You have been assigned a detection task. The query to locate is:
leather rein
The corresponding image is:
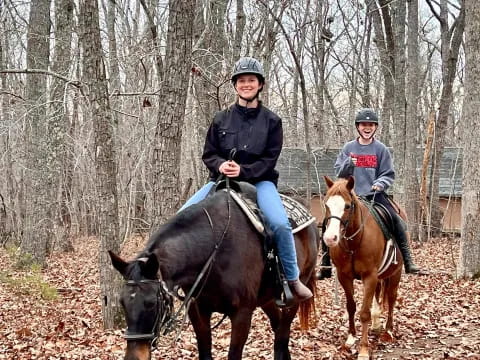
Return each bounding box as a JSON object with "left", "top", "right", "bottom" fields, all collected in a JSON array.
[{"left": 123, "top": 176, "right": 234, "bottom": 349}]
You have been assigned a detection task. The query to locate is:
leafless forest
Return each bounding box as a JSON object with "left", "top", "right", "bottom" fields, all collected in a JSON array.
[{"left": 1, "top": 0, "right": 479, "bottom": 350}]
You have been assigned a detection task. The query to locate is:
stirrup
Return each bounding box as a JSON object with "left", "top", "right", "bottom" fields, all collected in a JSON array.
[
  {"left": 275, "top": 278, "right": 295, "bottom": 308},
  {"left": 272, "top": 253, "right": 295, "bottom": 308}
]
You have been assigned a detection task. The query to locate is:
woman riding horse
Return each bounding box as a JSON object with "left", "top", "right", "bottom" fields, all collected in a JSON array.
[
  {"left": 179, "top": 56, "right": 312, "bottom": 300},
  {"left": 317, "top": 108, "right": 421, "bottom": 280}
]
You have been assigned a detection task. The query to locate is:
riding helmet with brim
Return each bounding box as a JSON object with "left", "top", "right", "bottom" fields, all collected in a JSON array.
[
  {"left": 355, "top": 108, "right": 379, "bottom": 124},
  {"left": 231, "top": 57, "right": 265, "bottom": 84}
]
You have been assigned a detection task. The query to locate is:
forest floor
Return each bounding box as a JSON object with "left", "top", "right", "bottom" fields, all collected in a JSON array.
[{"left": 1, "top": 235, "right": 479, "bottom": 360}]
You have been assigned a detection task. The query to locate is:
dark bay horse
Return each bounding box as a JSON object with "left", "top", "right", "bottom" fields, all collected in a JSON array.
[
  {"left": 322, "top": 176, "right": 403, "bottom": 360},
  {"left": 109, "top": 188, "right": 319, "bottom": 360}
]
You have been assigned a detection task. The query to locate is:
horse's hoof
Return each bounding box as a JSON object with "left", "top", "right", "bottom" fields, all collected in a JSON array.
[
  {"left": 357, "top": 353, "right": 369, "bottom": 360},
  {"left": 345, "top": 334, "right": 356, "bottom": 348}
]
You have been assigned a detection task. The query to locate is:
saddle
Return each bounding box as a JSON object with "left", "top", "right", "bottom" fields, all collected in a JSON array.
[
  {"left": 212, "top": 179, "right": 316, "bottom": 307},
  {"left": 360, "top": 198, "right": 395, "bottom": 240},
  {"left": 360, "top": 197, "right": 401, "bottom": 276}
]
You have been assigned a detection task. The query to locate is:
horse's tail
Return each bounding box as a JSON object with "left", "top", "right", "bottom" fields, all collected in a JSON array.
[{"left": 298, "top": 275, "right": 317, "bottom": 330}]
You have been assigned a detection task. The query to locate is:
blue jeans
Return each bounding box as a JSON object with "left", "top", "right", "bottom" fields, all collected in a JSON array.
[{"left": 179, "top": 180, "right": 300, "bottom": 280}]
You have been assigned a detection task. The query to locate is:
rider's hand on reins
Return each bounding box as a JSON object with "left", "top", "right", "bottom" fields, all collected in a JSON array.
[{"left": 219, "top": 161, "right": 240, "bottom": 177}]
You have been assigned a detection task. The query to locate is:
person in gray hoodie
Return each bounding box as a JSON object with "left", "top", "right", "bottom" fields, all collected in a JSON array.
[{"left": 317, "top": 108, "right": 421, "bottom": 279}]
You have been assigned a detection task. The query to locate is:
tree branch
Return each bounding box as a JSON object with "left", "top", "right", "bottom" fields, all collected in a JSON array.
[{"left": 0, "top": 68, "right": 82, "bottom": 88}]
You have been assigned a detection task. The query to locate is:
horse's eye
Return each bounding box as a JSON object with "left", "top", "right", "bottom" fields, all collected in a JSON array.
[
  {"left": 345, "top": 204, "right": 351, "bottom": 210},
  {"left": 144, "top": 298, "right": 156, "bottom": 309}
]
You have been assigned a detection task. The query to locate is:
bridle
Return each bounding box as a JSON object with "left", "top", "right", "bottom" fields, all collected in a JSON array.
[
  {"left": 322, "top": 192, "right": 365, "bottom": 242},
  {"left": 122, "top": 175, "right": 234, "bottom": 349},
  {"left": 123, "top": 279, "right": 173, "bottom": 348}
]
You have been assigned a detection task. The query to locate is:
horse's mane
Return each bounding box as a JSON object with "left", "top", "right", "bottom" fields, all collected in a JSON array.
[{"left": 139, "top": 192, "right": 229, "bottom": 258}]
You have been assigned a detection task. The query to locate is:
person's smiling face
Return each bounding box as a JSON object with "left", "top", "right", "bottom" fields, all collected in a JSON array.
[
  {"left": 235, "top": 74, "right": 262, "bottom": 100},
  {"left": 357, "top": 121, "right": 377, "bottom": 140}
]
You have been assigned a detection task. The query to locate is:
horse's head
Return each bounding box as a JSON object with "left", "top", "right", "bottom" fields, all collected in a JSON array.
[
  {"left": 322, "top": 175, "right": 356, "bottom": 247},
  {"left": 109, "top": 251, "right": 173, "bottom": 360}
]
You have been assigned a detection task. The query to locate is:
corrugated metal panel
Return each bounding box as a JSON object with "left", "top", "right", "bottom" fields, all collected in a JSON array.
[{"left": 277, "top": 147, "right": 462, "bottom": 197}]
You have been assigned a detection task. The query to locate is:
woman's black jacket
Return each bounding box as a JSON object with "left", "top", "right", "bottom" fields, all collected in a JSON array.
[{"left": 202, "top": 103, "right": 283, "bottom": 186}]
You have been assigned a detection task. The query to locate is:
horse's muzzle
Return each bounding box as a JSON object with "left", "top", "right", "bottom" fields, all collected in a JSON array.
[
  {"left": 125, "top": 341, "right": 151, "bottom": 360},
  {"left": 323, "top": 234, "right": 338, "bottom": 247}
]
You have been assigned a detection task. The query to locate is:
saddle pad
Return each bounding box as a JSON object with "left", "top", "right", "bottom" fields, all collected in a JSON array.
[
  {"left": 279, "top": 194, "right": 316, "bottom": 234},
  {"left": 225, "top": 190, "right": 316, "bottom": 235}
]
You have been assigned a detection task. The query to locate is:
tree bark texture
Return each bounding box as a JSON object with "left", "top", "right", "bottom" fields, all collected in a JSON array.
[
  {"left": 52, "top": 0, "right": 74, "bottom": 252},
  {"left": 21, "top": 0, "right": 52, "bottom": 265},
  {"left": 151, "top": 0, "right": 196, "bottom": 227},
  {"left": 405, "top": 0, "right": 420, "bottom": 241},
  {"left": 392, "top": 0, "right": 407, "bottom": 205},
  {"left": 458, "top": 0, "right": 480, "bottom": 279},
  {"left": 80, "top": 0, "right": 122, "bottom": 328},
  {"left": 428, "top": 0, "right": 465, "bottom": 236}
]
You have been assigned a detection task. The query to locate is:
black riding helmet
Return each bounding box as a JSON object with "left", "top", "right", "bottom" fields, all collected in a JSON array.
[
  {"left": 231, "top": 57, "right": 265, "bottom": 85},
  {"left": 355, "top": 108, "right": 379, "bottom": 124}
]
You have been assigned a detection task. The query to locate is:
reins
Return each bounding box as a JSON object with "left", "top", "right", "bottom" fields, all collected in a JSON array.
[
  {"left": 124, "top": 151, "right": 237, "bottom": 347},
  {"left": 161, "top": 170, "right": 235, "bottom": 341}
]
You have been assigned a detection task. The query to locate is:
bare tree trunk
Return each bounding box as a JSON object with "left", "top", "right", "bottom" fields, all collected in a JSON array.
[
  {"left": 189, "top": 0, "right": 227, "bottom": 189},
  {"left": 458, "top": 1, "right": 480, "bottom": 279},
  {"left": 310, "top": 1, "right": 326, "bottom": 148},
  {"left": 80, "top": 0, "right": 121, "bottom": 328},
  {"left": 233, "top": 0, "right": 245, "bottom": 60},
  {"left": 392, "top": 0, "right": 407, "bottom": 206},
  {"left": 405, "top": 0, "right": 420, "bottom": 241},
  {"left": 258, "top": 0, "right": 313, "bottom": 205},
  {"left": 427, "top": 0, "right": 465, "bottom": 236},
  {"left": 51, "top": 0, "right": 74, "bottom": 252},
  {"left": 419, "top": 111, "right": 435, "bottom": 241},
  {"left": 0, "top": 15, "right": 17, "bottom": 243},
  {"left": 151, "top": 0, "right": 196, "bottom": 227},
  {"left": 372, "top": 0, "right": 395, "bottom": 145},
  {"left": 20, "top": 0, "right": 51, "bottom": 265},
  {"left": 107, "top": 0, "right": 121, "bottom": 93}
]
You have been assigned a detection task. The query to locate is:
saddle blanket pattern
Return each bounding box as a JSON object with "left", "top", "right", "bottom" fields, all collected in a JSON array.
[
  {"left": 279, "top": 194, "right": 316, "bottom": 234},
  {"left": 227, "top": 190, "right": 316, "bottom": 234}
]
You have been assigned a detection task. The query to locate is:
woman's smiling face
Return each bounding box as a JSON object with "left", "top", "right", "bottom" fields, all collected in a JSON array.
[{"left": 235, "top": 74, "right": 262, "bottom": 100}]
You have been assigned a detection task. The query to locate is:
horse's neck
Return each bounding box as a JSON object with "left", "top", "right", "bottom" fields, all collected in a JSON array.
[
  {"left": 152, "top": 206, "right": 224, "bottom": 286},
  {"left": 345, "top": 197, "right": 364, "bottom": 239}
]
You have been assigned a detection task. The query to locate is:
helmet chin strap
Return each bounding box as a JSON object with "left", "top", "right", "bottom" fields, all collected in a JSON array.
[
  {"left": 235, "top": 83, "right": 263, "bottom": 105},
  {"left": 238, "top": 92, "right": 259, "bottom": 103}
]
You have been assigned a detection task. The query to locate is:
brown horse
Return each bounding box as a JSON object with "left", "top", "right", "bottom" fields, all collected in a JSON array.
[
  {"left": 322, "top": 176, "right": 403, "bottom": 360},
  {"left": 109, "top": 187, "right": 319, "bottom": 360}
]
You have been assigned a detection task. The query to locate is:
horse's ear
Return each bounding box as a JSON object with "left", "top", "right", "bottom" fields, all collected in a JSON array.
[
  {"left": 109, "top": 250, "right": 128, "bottom": 276},
  {"left": 324, "top": 175, "right": 335, "bottom": 189},
  {"left": 140, "top": 252, "right": 160, "bottom": 279},
  {"left": 346, "top": 176, "right": 355, "bottom": 191}
]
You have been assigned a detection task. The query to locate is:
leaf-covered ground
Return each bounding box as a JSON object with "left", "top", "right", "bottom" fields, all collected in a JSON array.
[{"left": 1, "top": 236, "right": 479, "bottom": 359}]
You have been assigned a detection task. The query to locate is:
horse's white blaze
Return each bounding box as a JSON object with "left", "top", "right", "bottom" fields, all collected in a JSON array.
[{"left": 323, "top": 195, "right": 346, "bottom": 246}]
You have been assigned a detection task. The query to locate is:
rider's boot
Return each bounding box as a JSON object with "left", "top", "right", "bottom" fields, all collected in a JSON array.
[
  {"left": 394, "top": 218, "right": 420, "bottom": 274},
  {"left": 288, "top": 279, "right": 313, "bottom": 302},
  {"left": 316, "top": 241, "right": 332, "bottom": 280}
]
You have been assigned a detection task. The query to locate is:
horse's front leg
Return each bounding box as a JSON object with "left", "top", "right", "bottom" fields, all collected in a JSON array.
[
  {"left": 338, "top": 274, "right": 356, "bottom": 347},
  {"left": 262, "top": 301, "right": 298, "bottom": 360},
  {"left": 228, "top": 307, "right": 255, "bottom": 360},
  {"left": 358, "top": 274, "right": 378, "bottom": 360},
  {"left": 188, "top": 303, "right": 213, "bottom": 360}
]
